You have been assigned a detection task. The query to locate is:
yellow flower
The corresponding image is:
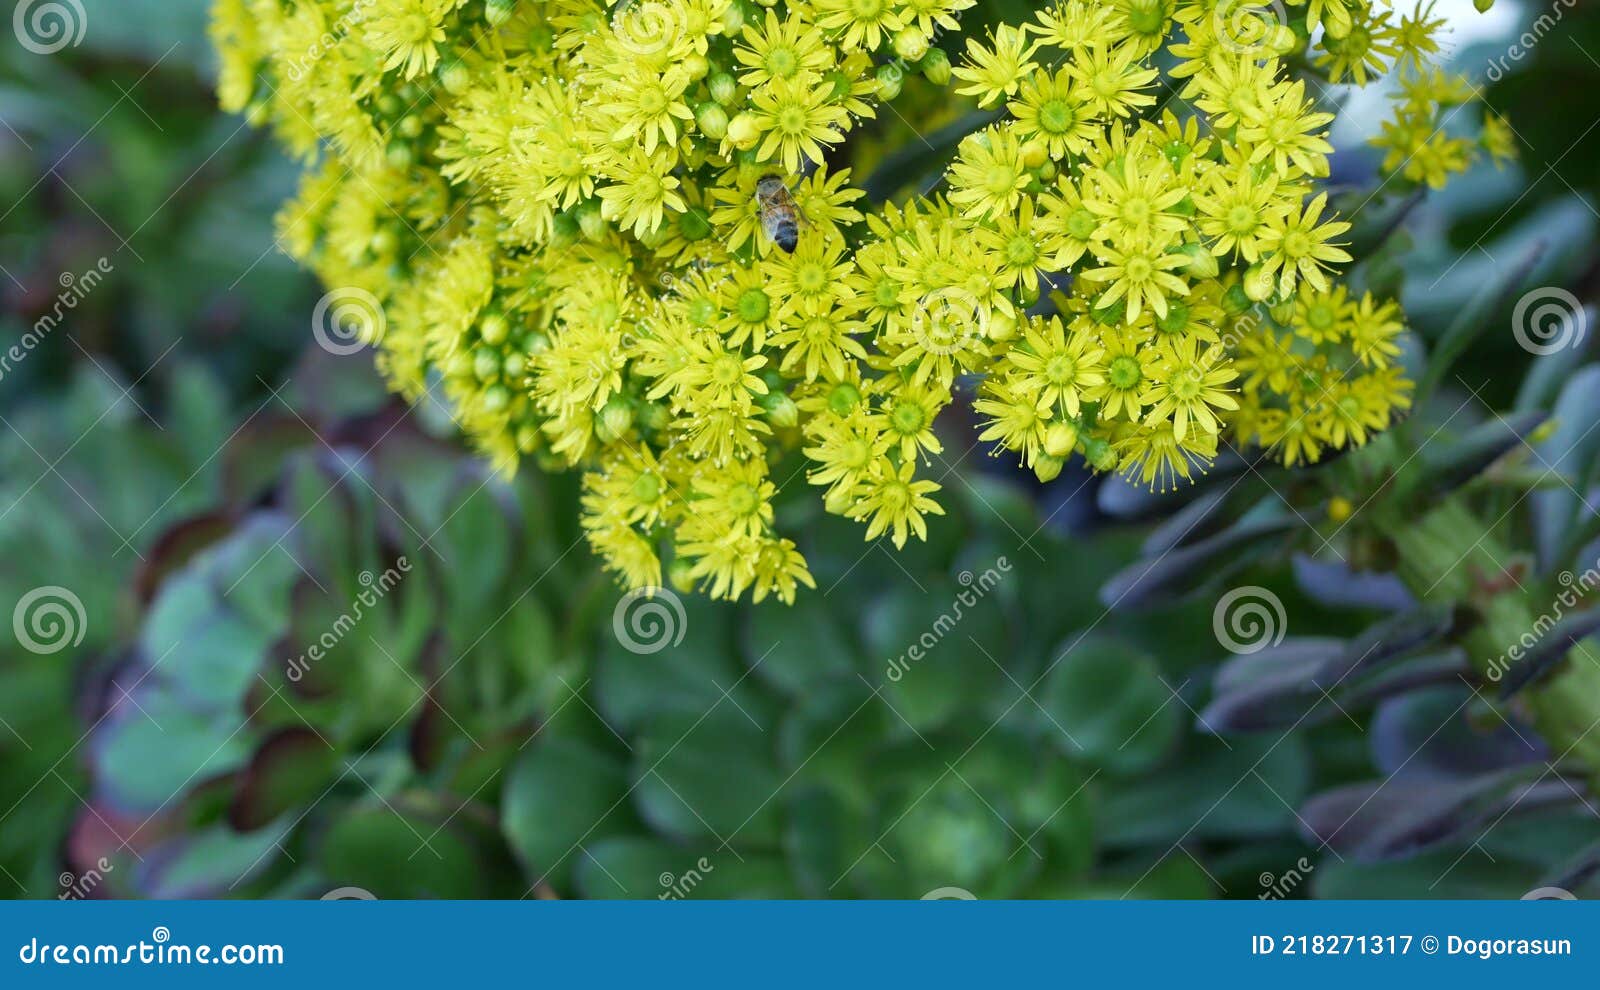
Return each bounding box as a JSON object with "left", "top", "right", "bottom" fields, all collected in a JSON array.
[
  {"left": 749, "top": 75, "right": 852, "bottom": 173},
  {"left": 1143, "top": 338, "right": 1240, "bottom": 443},
  {"left": 363, "top": 0, "right": 460, "bottom": 80},
  {"left": 223, "top": 0, "right": 1496, "bottom": 598},
  {"left": 849, "top": 460, "right": 945, "bottom": 548},
  {"left": 952, "top": 25, "right": 1039, "bottom": 108},
  {"left": 1256, "top": 192, "right": 1352, "bottom": 297}
]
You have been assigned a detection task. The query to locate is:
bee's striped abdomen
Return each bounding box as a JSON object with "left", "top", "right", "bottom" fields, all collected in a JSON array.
[
  {"left": 769, "top": 215, "right": 798, "bottom": 253},
  {"left": 756, "top": 174, "right": 800, "bottom": 254}
]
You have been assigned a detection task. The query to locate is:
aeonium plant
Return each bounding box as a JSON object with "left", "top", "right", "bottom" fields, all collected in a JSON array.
[{"left": 210, "top": 0, "right": 1509, "bottom": 602}]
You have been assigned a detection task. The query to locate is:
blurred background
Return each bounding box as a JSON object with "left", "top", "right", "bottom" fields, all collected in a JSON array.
[{"left": 2, "top": 0, "right": 1599, "bottom": 900}]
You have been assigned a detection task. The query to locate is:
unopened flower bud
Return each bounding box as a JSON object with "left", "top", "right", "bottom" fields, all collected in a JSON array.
[
  {"left": 1221, "top": 282, "right": 1252, "bottom": 316},
  {"left": 708, "top": 72, "right": 738, "bottom": 104},
  {"left": 1045, "top": 421, "right": 1079, "bottom": 458},
  {"left": 695, "top": 102, "right": 729, "bottom": 140},
  {"left": 668, "top": 558, "right": 697, "bottom": 595},
  {"left": 640, "top": 401, "right": 671, "bottom": 433},
  {"left": 577, "top": 202, "right": 606, "bottom": 240},
  {"left": 1267, "top": 24, "right": 1298, "bottom": 55},
  {"left": 439, "top": 60, "right": 470, "bottom": 95},
  {"left": 370, "top": 227, "right": 400, "bottom": 256},
  {"left": 1177, "top": 242, "right": 1219, "bottom": 279},
  {"left": 919, "top": 48, "right": 951, "bottom": 86},
  {"left": 985, "top": 310, "right": 1017, "bottom": 342},
  {"left": 597, "top": 397, "right": 635, "bottom": 441},
  {"left": 827, "top": 381, "right": 861, "bottom": 415},
  {"left": 474, "top": 347, "right": 501, "bottom": 381},
  {"left": 727, "top": 112, "right": 760, "bottom": 149},
  {"left": 1242, "top": 264, "right": 1275, "bottom": 302},
  {"left": 1033, "top": 454, "right": 1065, "bottom": 483},
  {"left": 761, "top": 391, "right": 799, "bottom": 429},
  {"left": 485, "top": 0, "right": 516, "bottom": 27},
  {"left": 480, "top": 310, "right": 510, "bottom": 345},
  {"left": 875, "top": 62, "right": 904, "bottom": 101},
  {"left": 1084, "top": 437, "right": 1117, "bottom": 472},
  {"left": 893, "top": 28, "right": 929, "bottom": 63}
]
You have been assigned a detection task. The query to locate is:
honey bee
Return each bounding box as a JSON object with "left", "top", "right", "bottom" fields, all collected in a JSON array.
[{"left": 755, "top": 174, "right": 800, "bottom": 253}]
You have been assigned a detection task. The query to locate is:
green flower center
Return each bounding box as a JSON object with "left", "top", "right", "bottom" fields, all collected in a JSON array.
[
  {"left": 1157, "top": 301, "right": 1189, "bottom": 334},
  {"left": 1172, "top": 368, "right": 1204, "bottom": 400},
  {"left": 841, "top": 438, "right": 871, "bottom": 467},
  {"left": 796, "top": 263, "right": 828, "bottom": 294},
  {"left": 1109, "top": 355, "right": 1142, "bottom": 389},
  {"left": 1067, "top": 208, "right": 1097, "bottom": 240},
  {"left": 638, "top": 86, "right": 667, "bottom": 116},
  {"left": 1306, "top": 302, "right": 1336, "bottom": 332},
  {"left": 1039, "top": 99, "right": 1075, "bottom": 134},
  {"left": 778, "top": 105, "right": 809, "bottom": 134},
  {"left": 891, "top": 400, "right": 926, "bottom": 434},
  {"left": 1005, "top": 234, "right": 1037, "bottom": 267},
  {"left": 687, "top": 296, "right": 717, "bottom": 326},
  {"left": 632, "top": 472, "right": 661, "bottom": 503},
  {"left": 1044, "top": 354, "right": 1078, "bottom": 385},
  {"left": 768, "top": 47, "right": 799, "bottom": 79},
  {"left": 1126, "top": 0, "right": 1165, "bottom": 35},
  {"left": 679, "top": 209, "right": 711, "bottom": 241},
  {"left": 875, "top": 277, "right": 901, "bottom": 308},
  {"left": 711, "top": 353, "right": 744, "bottom": 386},
  {"left": 738, "top": 288, "right": 770, "bottom": 323},
  {"left": 727, "top": 483, "right": 759, "bottom": 517},
  {"left": 986, "top": 165, "right": 1018, "bottom": 195}
]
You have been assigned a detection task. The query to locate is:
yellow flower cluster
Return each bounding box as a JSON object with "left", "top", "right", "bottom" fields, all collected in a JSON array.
[{"left": 211, "top": 0, "right": 1503, "bottom": 602}]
